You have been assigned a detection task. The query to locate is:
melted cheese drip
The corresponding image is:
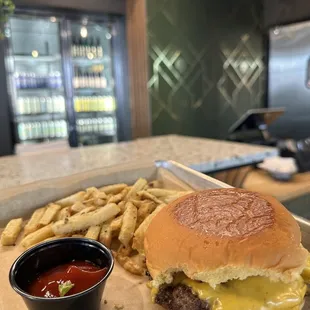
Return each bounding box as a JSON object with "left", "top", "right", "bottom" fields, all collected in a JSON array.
[
  {"left": 151, "top": 259, "right": 310, "bottom": 309},
  {"left": 182, "top": 276, "right": 306, "bottom": 310}
]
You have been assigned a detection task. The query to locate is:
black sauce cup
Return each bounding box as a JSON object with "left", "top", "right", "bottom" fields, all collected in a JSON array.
[{"left": 9, "top": 238, "right": 114, "bottom": 310}]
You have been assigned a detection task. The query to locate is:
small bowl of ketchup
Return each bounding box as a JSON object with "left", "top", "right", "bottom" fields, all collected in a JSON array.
[{"left": 9, "top": 238, "right": 114, "bottom": 310}]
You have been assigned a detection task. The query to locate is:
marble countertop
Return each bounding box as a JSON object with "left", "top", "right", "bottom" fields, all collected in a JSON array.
[{"left": 0, "top": 135, "right": 277, "bottom": 190}]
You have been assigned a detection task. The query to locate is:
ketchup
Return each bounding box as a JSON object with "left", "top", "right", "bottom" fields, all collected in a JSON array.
[{"left": 27, "top": 261, "right": 107, "bottom": 298}]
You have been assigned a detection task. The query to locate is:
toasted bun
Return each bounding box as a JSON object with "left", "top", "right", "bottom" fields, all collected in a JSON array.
[{"left": 144, "top": 188, "right": 308, "bottom": 288}]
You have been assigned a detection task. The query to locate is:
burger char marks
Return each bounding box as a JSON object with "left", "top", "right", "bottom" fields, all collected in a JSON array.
[
  {"left": 155, "top": 285, "right": 209, "bottom": 310},
  {"left": 173, "top": 188, "right": 274, "bottom": 237}
]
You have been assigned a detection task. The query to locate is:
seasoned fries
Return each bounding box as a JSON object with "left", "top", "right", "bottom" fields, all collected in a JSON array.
[
  {"left": 39, "top": 204, "right": 61, "bottom": 226},
  {"left": 1, "top": 218, "right": 23, "bottom": 246},
  {"left": 99, "top": 222, "right": 112, "bottom": 247},
  {"left": 1, "top": 177, "right": 192, "bottom": 276},
  {"left": 52, "top": 203, "right": 120, "bottom": 235},
  {"left": 85, "top": 225, "right": 101, "bottom": 240},
  {"left": 119, "top": 202, "right": 137, "bottom": 246},
  {"left": 24, "top": 207, "right": 46, "bottom": 236},
  {"left": 99, "top": 183, "right": 127, "bottom": 195},
  {"left": 56, "top": 207, "right": 71, "bottom": 221},
  {"left": 125, "top": 178, "right": 147, "bottom": 200},
  {"left": 21, "top": 224, "right": 54, "bottom": 249},
  {"left": 133, "top": 204, "right": 166, "bottom": 254},
  {"left": 56, "top": 191, "right": 85, "bottom": 207}
]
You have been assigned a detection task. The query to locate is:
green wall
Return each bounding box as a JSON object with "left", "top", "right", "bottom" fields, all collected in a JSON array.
[{"left": 147, "top": 0, "right": 265, "bottom": 139}]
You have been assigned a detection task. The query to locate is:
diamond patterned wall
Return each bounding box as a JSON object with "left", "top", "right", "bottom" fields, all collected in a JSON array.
[{"left": 147, "top": 0, "right": 265, "bottom": 139}]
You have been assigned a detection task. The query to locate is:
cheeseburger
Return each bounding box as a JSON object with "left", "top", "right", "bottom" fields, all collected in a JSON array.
[{"left": 144, "top": 188, "right": 310, "bottom": 310}]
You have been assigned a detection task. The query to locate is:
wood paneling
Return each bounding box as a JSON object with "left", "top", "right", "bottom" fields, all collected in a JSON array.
[{"left": 126, "top": 0, "right": 151, "bottom": 138}]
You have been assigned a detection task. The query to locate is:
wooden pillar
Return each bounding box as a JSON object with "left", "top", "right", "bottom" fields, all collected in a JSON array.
[{"left": 126, "top": 0, "right": 151, "bottom": 138}]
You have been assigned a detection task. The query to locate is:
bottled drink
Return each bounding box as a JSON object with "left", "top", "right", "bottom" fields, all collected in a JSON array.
[
  {"left": 46, "top": 97, "right": 53, "bottom": 113},
  {"left": 90, "top": 37, "right": 97, "bottom": 58},
  {"left": 85, "top": 37, "right": 91, "bottom": 56},
  {"left": 72, "top": 36, "right": 77, "bottom": 57},
  {"left": 96, "top": 38, "right": 103, "bottom": 58},
  {"left": 14, "top": 73, "right": 21, "bottom": 89},
  {"left": 80, "top": 38, "right": 85, "bottom": 58},
  {"left": 89, "top": 72, "right": 95, "bottom": 88},
  {"left": 18, "top": 123, "right": 26, "bottom": 141}
]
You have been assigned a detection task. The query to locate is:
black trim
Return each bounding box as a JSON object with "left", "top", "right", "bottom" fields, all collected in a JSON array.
[{"left": 111, "top": 16, "right": 131, "bottom": 141}]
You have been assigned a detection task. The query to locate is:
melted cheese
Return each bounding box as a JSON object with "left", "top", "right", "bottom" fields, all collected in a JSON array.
[
  {"left": 151, "top": 259, "right": 310, "bottom": 309},
  {"left": 182, "top": 276, "right": 306, "bottom": 310},
  {"left": 302, "top": 256, "right": 310, "bottom": 284}
]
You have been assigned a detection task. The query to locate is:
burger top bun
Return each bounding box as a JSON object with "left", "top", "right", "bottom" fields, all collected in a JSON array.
[{"left": 144, "top": 188, "right": 308, "bottom": 288}]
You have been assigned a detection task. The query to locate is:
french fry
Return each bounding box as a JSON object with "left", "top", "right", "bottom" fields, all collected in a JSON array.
[
  {"left": 52, "top": 203, "right": 120, "bottom": 235},
  {"left": 137, "top": 201, "right": 156, "bottom": 227},
  {"left": 146, "top": 188, "right": 178, "bottom": 197},
  {"left": 118, "top": 201, "right": 126, "bottom": 214},
  {"left": 133, "top": 204, "right": 166, "bottom": 253},
  {"left": 85, "top": 225, "right": 101, "bottom": 240},
  {"left": 162, "top": 191, "right": 193, "bottom": 203},
  {"left": 84, "top": 187, "right": 98, "bottom": 200},
  {"left": 24, "top": 207, "right": 46, "bottom": 236},
  {"left": 77, "top": 206, "right": 96, "bottom": 215},
  {"left": 147, "top": 180, "right": 162, "bottom": 188},
  {"left": 72, "top": 234, "right": 85, "bottom": 238},
  {"left": 117, "top": 244, "right": 132, "bottom": 256},
  {"left": 93, "top": 198, "right": 106, "bottom": 207},
  {"left": 21, "top": 224, "right": 54, "bottom": 249},
  {"left": 137, "top": 191, "right": 163, "bottom": 204},
  {"left": 99, "top": 222, "right": 112, "bottom": 247},
  {"left": 116, "top": 253, "right": 146, "bottom": 276},
  {"left": 71, "top": 201, "right": 86, "bottom": 213},
  {"left": 99, "top": 183, "right": 127, "bottom": 195},
  {"left": 110, "top": 215, "right": 123, "bottom": 235},
  {"left": 56, "top": 207, "right": 71, "bottom": 221},
  {"left": 1, "top": 218, "right": 23, "bottom": 246},
  {"left": 125, "top": 178, "right": 147, "bottom": 200},
  {"left": 56, "top": 191, "right": 85, "bottom": 207},
  {"left": 119, "top": 202, "right": 137, "bottom": 246},
  {"left": 39, "top": 204, "right": 61, "bottom": 226},
  {"left": 108, "top": 193, "right": 123, "bottom": 204}
]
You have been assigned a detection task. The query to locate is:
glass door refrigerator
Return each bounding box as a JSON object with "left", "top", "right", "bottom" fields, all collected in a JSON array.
[
  {"left": 5, "top": 16, "right": 68, "bottom": 147},
  {"left": 4, "top": 11, "right": 129, "bottom": 151},
  {"left": 70, "top": 20, "right": 118, "bottom": 146}
]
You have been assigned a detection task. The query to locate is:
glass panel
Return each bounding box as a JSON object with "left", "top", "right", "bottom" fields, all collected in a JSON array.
[
  {"left": 70, "top": 20, "right": 117, "bottom": 146},
  {"left": 5, "top": 15, "right": 68, "bottom": 144}
]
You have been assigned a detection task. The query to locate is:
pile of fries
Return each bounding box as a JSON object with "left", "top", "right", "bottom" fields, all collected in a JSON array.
[{"left": 0, "top": 178, "right": 192, "bottom": 276}]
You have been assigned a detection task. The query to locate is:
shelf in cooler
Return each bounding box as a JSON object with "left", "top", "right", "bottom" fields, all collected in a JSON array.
[
  {"left": 13, "top": 55, "right": 62, "bottom": 63},
  {"left": 72, "top": 56, "right": 111, "bottom": 65},
  {"left": 74, "top": 87, "right": 113, "bottom": 94},
  {"left": 75, "top": 111, "right": 115, "bottom": 117},
  {"left": 15, "top": 113, "right": 66, "bottom": 122},
  {"left": 17, "top": 88, "right": 64, "bottom": 93}
]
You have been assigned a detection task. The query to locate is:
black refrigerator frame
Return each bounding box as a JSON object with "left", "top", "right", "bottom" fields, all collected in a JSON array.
[{"left": 1, "top": 6, "right": 131, "bottom": 152}]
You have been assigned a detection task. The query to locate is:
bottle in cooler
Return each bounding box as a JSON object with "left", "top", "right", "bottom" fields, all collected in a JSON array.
[
  {"left": 16, "top": 97, "right": 23, "bottom": 115},
  {"left": 99, "top": 72, "right": 107, "bottom": 88},
  {"left": 39, "top": 97, "right": 46, "bottom": 113},
  {"left": 94, "top": 72, "right": 101, "bottom": 88},
  {"left": 18, "top": 123, "right": 26, "bottom": 141},
  {"left": 23, "top": 97, "right": 30, "bottom": 114},
  {"left": 90, "top": 37, "right": 97, "bottom": 58},
  {"left": 46, "top": 97, "right": 53, "bottom": 113},
  {"left": 55, "top": 71, "right": 62, "bottom": 88},
  {"left": 14, "top": 72, "right": 20, "bottom": 89},
  {"left": 61, "top": 120, "right": 67, "bottom": 137},
  {"left": 96, "top": 38, "right": 103, "bottom": 58}
]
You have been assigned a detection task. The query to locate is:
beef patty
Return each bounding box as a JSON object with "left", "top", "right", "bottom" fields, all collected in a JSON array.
[{"left": 155, "top": 284, "right": 210, "bottom": 310}]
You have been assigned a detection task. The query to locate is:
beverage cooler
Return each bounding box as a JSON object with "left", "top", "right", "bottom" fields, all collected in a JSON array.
[{"left": 4, "top": 10, "right": 129, "bottom": 150}]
